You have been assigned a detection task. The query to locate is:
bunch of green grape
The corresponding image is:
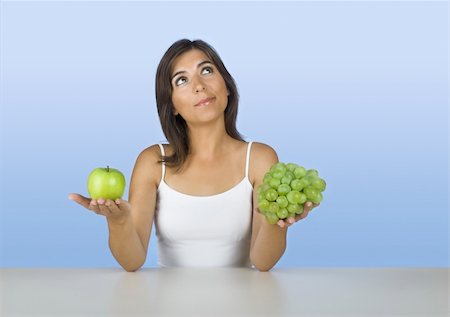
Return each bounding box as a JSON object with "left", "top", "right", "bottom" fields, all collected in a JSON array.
[{"left": 257, "top": 162, "right": 326, "bottom": 225}]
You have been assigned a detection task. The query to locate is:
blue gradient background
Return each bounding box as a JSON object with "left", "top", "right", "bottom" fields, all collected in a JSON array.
[{"left": 0, "top": 1, "right": 448, "bottom": 268}]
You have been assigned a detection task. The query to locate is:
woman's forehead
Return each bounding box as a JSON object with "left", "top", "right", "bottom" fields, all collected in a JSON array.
[{"left": 171, "top": 49, "right": 211, "bottom": 71}]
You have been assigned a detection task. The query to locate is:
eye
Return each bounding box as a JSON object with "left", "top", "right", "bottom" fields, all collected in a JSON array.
[
  {"left": 175, "top": 76, "right": 187, "bottom": 86},
  {"left": 202, "top": 66, "right": 213, "bottom": 74}
]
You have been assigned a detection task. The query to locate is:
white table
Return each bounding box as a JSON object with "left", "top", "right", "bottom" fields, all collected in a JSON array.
[{"left": 1, "top": 267, "right": 448, "bottom": 317}]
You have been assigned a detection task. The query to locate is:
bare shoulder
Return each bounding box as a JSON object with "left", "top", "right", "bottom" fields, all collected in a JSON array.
[
  {"left": 249, "top": 142, "right": 279, "bottom": 185},
  {"left": 138, "top": 144, "right": 164, "bottom": 158},
  {"left": 136, "top": 144, "right": 163, "bottom": 164},
  {"left": 250, "top": 142, "right": 278, "bottom": 160},
  {"left": 133, "top": 144, "right": 165, "bottom": 187}
]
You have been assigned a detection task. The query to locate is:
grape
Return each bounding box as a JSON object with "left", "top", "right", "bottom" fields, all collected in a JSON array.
[
  {"left": 265, "top": 213, "right": 279, "bottom": 225},
  {"left": 276, "top": 195, "right": 289, "bottom": 208},
  {"left": 260, "top": 183, "right": 271, "bottom": 192},
  {"left": 269, "top": 178, "right": 281, "bottom": 189},
  {"left": 257, "top": 162, "right": 326, "bottom": 225},
  {"left": 306, "top": 169, "right": 319, "bottom": 178},
  {"left": 277, "top": 184, "right": 291, "bottom": 195},
  {"left": 263, "top": 174, "right": 272, "bottom": 183},
  {"left": 286, "top": 190, "right": 302, "bottom": 204},
  {"left": 311, "top": 178, "right": 326, "bottom": 191},
  {"left": 258, "top": 191, "right": 265, "bottom": 201},
  {"left": 265, "top": 188, "right": 278, "bottom": 202},
  {"left": 268, "top": 202, "right": 280, "bottom": 214},
  {"left": 287, "top": 203, "right": 301, "bottom": 214},
  {"left": 290, "top": 179, "right": 305, "bottom": 191},
  {"left": 295, "top": 204, "right": 304, "bottom": 215},
  {"left": 314, "top": 192, "right": 323, "bottom": 204},
  {"left": 298, "top": 192, "right": 307, "bottom": 204},
  {"left": 286, "top": 163, "right": 298, "bottom": 172},
  {"left": 259, "top": 199, "right": 270, "bottom": 212},
  {"left": 281, "top": 173, "right": 294, "bottom": 185},
  {"left": 293, "top": 166, "right": 306, "bottom": 178},
  {"left": 272, "top": 171, "right": 284, "bottom": 179},
  {"left": 304, "top": 187, "right": 323, "bottom": 204},
  {"left": 298, "top": 178, "right": 310, "bottom": 188},
  {"left": 304, "top": 175, "right": 318, "bottom": 186},
  {"left": 277, "top": 208, "right": 288, "bottom": 219},
  {"left": 271, "top": 162, "right": 287, "bottom": 174}
]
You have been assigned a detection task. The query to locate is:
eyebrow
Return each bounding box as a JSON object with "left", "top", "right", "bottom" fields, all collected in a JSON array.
[{"left": 171, "top": 60, "right": 213, "bottom": 81}]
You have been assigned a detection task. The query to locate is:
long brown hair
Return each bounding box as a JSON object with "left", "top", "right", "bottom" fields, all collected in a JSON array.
[{"left": 155, "top": 39, "right": 245, "bottom": 173}]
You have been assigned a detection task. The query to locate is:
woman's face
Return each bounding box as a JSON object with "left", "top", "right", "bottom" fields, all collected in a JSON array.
[{"left": 170, "top": 49, "right": 229, "bottom": 125}]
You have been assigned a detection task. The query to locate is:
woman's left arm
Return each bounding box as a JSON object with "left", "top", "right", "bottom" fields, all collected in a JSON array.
[{"left": 249, "top": 143, "right": 319, "bottom": 272}]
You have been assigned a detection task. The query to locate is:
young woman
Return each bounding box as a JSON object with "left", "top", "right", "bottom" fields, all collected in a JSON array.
[{"left": 69, "top": 39, "right": 319, "bottom": 272}]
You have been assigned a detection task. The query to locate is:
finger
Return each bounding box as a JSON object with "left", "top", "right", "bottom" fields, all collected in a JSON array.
[
  {"left": 97, "top": 205, "right": 112, "bottom": 216},
  {"left": 284, "top": 219, "right": 293, "bottom": 228},
  {"left": 299, "top": 209, "right": 310, "bottom": 220},
  {"left": 306, "top": 202, "right": 320, "bottom": 210},
  {"left": 68, "top": 193, "right": 91, "bottom": 209},
  {"left": 105, "top": 199, "right": 121, "bottom": 215},
  {"left": 97, "top": 199, "right": 112, "bottom": 216},
  {"left": 92, "top": 198, "right": 108, "bottom": 216},
  {"left": 301, "top": 202, "right": 315, "bottom": 215},
  {"left": 89, "top": 199, "right": 102, "bottom": 214},
  {"left": 294, "top": 209, "right": 310, "bottom": 222},
  {"left": 278, "top": 217, "right": 295, "bottom": 228},
  {"left": 305, "top": 202, "right": 313, "bottom": 211},
  {"left": 70, "top": 193, "right": 102, "bottom": 215},
  {"left": 114, "top": 198, "right": 130, "bottom": 213}
]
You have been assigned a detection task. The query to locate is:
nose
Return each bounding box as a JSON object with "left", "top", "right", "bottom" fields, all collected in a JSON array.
[{"left": 192, "top": 75, "right": 206, "bottom": 93}]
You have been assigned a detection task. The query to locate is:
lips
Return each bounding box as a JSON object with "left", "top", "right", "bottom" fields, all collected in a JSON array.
[{"left": 195, "top": 97, "right": 215, "bottom": 107}]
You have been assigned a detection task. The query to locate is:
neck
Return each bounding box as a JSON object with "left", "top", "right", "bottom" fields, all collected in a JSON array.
[{"left": 186, "top": 119, "right": 234, "bottom": 161}]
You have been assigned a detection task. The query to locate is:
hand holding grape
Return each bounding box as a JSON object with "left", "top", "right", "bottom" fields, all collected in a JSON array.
[{"left": 257, "top": 162, "right": 326, "bottom": 227}]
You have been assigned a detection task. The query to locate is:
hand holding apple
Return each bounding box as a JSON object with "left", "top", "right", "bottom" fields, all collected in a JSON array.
[
  {"left": 68, "top": 166, "right": 130, "bottom": 224},
  {"left": 68, "top": 193, "right": 132, "bottom": 224}
]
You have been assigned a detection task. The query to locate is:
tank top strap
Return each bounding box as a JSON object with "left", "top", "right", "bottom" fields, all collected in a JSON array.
[
  {"left": 158, "top": 143, "right": 166, "bottom": 184},
  {"left": 245, "top": 141, "right": 253, "bottom": 180}
]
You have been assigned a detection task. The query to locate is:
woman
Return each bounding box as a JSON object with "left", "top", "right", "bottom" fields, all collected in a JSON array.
[{"left": 69, "top": 39, "right": 319, "bottom": 272}]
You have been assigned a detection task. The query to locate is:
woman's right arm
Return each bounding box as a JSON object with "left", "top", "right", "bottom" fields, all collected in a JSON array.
[
  {"left": 69, "top": 145, "right": 160, "bottom": 272},
  {"left": 107, "top": 145, "right": 160, "bottom": 272}
]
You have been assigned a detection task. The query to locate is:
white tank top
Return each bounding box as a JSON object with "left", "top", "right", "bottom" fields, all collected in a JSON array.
[{"left": 154, "top": 141, "right": 254, "bottom": 268}]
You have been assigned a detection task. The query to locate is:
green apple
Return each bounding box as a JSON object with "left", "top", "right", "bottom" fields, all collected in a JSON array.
[{"left": 87, "top": 166, "right": 126, "bottom": 200}]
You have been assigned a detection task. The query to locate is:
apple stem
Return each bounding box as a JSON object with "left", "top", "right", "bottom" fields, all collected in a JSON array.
[{"left": 107, "top": 165, "right": 109, "bottom": 172}]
